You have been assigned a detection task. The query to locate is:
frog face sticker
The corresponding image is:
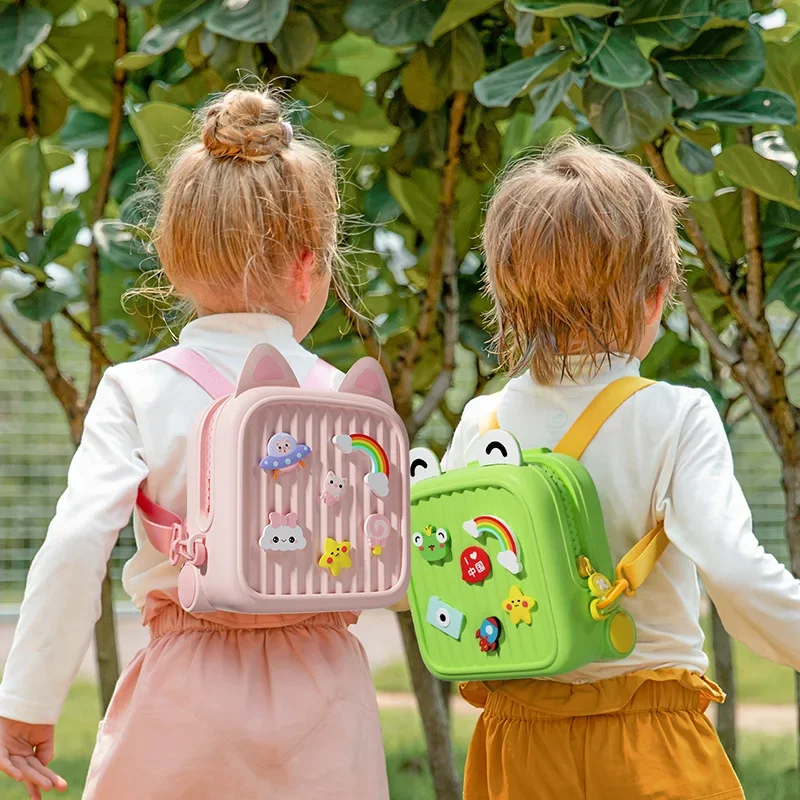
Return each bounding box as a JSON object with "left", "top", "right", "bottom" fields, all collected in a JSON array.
[{"left": 412, "top": 524, "right": 451, "bottom": 563}]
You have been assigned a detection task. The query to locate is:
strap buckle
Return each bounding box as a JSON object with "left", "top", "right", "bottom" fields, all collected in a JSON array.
[{"left": 169, "top": 523, "right": 207, "bottom": 568}]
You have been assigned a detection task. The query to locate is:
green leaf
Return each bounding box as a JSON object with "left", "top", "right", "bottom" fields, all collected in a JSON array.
[
  {"left": 641, "top": 329, "right": 701, "bottom": 380},
  {"left": 713, "top": 0, "right": 751, "bottom": 19},
  {"left": 0, "top": 139, "right": 43, "bottom": 250},
  {"left": 93, "top": 219, "right": 149, "bottom": 271},
  {"left": 0, "top": 5, "right": 52, "bottom": 75},
  {"left": 13, "top": 286, "right": 70, "bottom": 321},
  {"left": 312, "top": 33, "right": 399, "bottom": 82},
  {"left": 297, "top": 72, "right": 364, "bottom": 113},
  {"left": 677, "top": 137, "right": 714, "bottom": 174},
  {"left": 116, "top": 51, "right": 159, "bottom": 71},
  {"left": 500, "top": 114, "right": 575, "bottom": 162},
  {"left": 344, "top": 0, "right": 446, "bottom": 46},
  {"left": 205, "top": 0, "right": 290, "bottom": 43},
  {"left": 676, "top": 89, "right": 798, "bottom": 126},
  {"left": 657, "top": 68, "right": 699, "bottom": 108},
  {"left": 512, "top": 0, "right": 614, "bottom": 17},
  {"left": 138, "top": 0, "right": 214, "bottom": 55},
  {"left": 768, "top": 256, "right": 800, "bottom": 309},
  {"left": 149, "top": 68, "right": 224, "bottom": 106},
  {"left": 762, "top": 202, "right": 800, "bottom": 261},
  {"left": 664, "top": 133, "right": 720, "bottom": 198},
  {"left": 473, "top": 46, "right": 566, "bottom": 107},
  {"left": 403, "top": 24, "right": 485, "bottom": 111},
  {"left": 45, "top": 15, "right": 117, "bottom": 116},
  {"left": 387, "top": 168, "right": 438, "bottom": 240},
  {"left": 59, "top": 107, "right": 136, "bottom": 150},
  {"left": 39, "top": 210, "right": 83, "bottom": 266},
  {"left": 621, "top": 0, "right": 711, "bottom": 49},
  {"left": 564, "top": 18, "right": 652, "bottom": 88},
  {"left": 690, "top": 187, "right": 745, "bottom": 261},
  {"left": 653, "top": 25, "right": 765, "bottom": 96},
  {"left": 428, "top": 0, "right": 499, "bottom": 42},
  {"left": 716, "top": 143, "right": 800, "bottom": 209},
  {"left": 303, "top": 95, "right": 398, "bottom": 148},
  {"left": 764, "top": 39, "right": 800, "bottom": 110},
  {"left": 270, "top": 11, "right": 318, "bottom": 73},
  {"left": 584, "top": 77, "right": 671, "bottom": 148},
  {"left": 130, "top": 101, "right": 193, "bottom": 169},
  {"left": 531, "top": 69, "right": 574, "bottom": 131}
]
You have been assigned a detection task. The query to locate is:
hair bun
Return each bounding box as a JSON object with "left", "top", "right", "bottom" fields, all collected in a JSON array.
[{"left": 201, "top": 90, "right": 291, "bottom": 162}]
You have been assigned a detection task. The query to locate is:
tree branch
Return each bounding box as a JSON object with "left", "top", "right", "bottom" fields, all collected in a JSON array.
[
  {"left": 0, "top": 312, "right": 44, "bottom": 369},
  {"left": 645, "top": 138, "right": 795, "bottom": 452},
  {"left": 679, "top": 284, "right": 740, "bottom": 367},
  {"left": 60, "top": 308, "right": 114, "bottom": 367},
  {"left": 644, "top": 141, "right": 763, "bottom": 342},
  {"left": 410, "top": 224, "right": 460, "bottom": 437},
  {"left": 85, "top": 0, "right": 128, "bottom": 404},
  {"left": 737, "top": 127, "right": 764, "bottom": 318},
  {"left": 393, "top": 91, "right": 468, "bottom": 418},
  {"left": 18, "top": 65, "right": 43, "bottom": 234}
]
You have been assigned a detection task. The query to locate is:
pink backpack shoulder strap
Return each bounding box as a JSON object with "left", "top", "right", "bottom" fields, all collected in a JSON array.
[
  {"left": 302, "top": 357, "right": 338, "bottom": 390},
  {"left": 148, "top": 347, "right": 234, "bottom": 399},
  {"left": 137, "top": 347, "right": 232, "bottom": 556}
]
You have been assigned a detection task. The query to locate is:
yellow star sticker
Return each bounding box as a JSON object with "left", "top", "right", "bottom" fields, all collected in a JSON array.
[
  {"left": 318, "top": 537, "right": 353, "bottom": 577},
  {"left": 503, "top": 585, "right": 536, "bottom": 626}
]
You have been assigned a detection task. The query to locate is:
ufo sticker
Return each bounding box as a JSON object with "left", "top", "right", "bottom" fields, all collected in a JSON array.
[{"left": 260, "top": 432, "right": 311, "bottom": 479}]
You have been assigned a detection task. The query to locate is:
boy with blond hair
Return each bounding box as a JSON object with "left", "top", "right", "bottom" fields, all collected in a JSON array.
[{"left": 445, "top": 138, "right": 800, "bottom": 800}]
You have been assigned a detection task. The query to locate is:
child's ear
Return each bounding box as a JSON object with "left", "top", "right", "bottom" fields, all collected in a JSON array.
[
  {"left": 339, "top": 358, "right": 393, "bottom": 406},
  {"left": 292, "top": 250, "right": 315, "bottom": 304},
  {"left": 236, "top": 344, "right": 299, "bottom": 395},
  {"left": 646, "top": 282, "right": 669, "bottom": 325}
]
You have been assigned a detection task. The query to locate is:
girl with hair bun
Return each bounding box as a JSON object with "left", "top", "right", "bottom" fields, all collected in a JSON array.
[{"left": 0, "top": 88, "right": 390, "bottom": 800}]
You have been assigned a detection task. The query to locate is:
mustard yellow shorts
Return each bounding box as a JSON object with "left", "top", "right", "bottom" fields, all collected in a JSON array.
[{"left": 460, "top": 668, "right": 743, "bottom": 800}]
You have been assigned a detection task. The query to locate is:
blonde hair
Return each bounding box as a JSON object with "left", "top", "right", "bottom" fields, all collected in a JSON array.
[
  {"left": 151, "top": 87, "right": 341, "bottom": 313},
  {"left": 482, "top": 136, "right": 687, "bottom": 384}
]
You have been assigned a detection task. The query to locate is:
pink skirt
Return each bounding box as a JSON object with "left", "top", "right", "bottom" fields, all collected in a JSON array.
[{"left": 84, "top": 592, "right": 389, "bottom": 799}]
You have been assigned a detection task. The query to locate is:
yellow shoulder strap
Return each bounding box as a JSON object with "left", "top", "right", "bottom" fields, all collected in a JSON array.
[
  {"left": 477, "top": 376, "right": 669, "bottom": 599},
  {"left": 554, "top": 376, "right": 654, "bottom": 458}
]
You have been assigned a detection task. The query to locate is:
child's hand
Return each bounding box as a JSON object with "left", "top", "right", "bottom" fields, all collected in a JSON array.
[{"left": 0, "top": 717, "right": 67, "bottom": 798}]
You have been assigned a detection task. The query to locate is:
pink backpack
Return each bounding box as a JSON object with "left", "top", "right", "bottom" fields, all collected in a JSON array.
[{"left": 136, "top": 344, "right": 410, "bottom": 614}]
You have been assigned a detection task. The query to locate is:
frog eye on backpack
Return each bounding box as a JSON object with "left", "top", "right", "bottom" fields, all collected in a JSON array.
[
  {"left": 435, "top": 528, "right": 449, "bottom": 544},
  {"left": 468, "top": 430, "right": 522, "bottom": 467},
  {"left": 412, "top": 532, "right": 424, "bottom": 547},
  {"left": 409, "top": 447, "right": 442, "bottom": 485}
]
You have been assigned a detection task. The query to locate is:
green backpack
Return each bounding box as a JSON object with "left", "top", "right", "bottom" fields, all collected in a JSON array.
[{"left": 407, "top": 376, "right": 669, "bottom": 681}]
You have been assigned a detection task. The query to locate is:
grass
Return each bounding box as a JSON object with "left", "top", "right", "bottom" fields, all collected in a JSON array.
[
  {"left": 0, "top": 683, "right": 797, "bottom": 799},
  {"left": 373, "top": 620, "right": 798, "bottom": 706}
]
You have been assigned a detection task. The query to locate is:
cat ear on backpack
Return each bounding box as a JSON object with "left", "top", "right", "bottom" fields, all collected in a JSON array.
[
  {"left": 339, "top": 358, "right": 393, "bottom": 407},
  {"left": 235, "top": 344, "right": 300, "bottom": 396}
]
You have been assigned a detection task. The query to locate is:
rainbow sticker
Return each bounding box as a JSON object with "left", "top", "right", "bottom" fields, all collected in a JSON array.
[
  {"left": 463, "top": 515, "right": 521, "bottom": 574},
  {"left": 333, "top": 433, "right": 390, "bottom": 497}
]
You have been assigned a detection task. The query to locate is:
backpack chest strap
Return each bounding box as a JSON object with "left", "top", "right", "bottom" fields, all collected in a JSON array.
[{"left": 478, "top": 375, "right": 669, "bottom": 598}]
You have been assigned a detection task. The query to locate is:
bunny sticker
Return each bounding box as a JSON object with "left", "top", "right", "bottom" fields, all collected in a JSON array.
[{"left": 260, "top": 512, "right": 306, "bottom": 552}]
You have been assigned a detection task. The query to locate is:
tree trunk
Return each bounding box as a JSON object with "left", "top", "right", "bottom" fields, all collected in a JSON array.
[
  {"left": 710, "top": 601, "right": 736, "bottom": 766},
  {"left": 397, "top": 611, "right": 462, "bottom": 799},
  {"left": 95, "top": 571, "right": 120, "bottom": 712},
  {"left": 438, "top": 677, "right": 452, "bottom": 724},
  {"left": 781, "top": 462, "right": 800, "bottom": 781}
]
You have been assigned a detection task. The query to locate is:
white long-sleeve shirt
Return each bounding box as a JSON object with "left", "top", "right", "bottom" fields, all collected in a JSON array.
[
  {"left": 0, "top": 313, "right": 342, "bottom": 724},
  {"left": 442, "top": 355, "right": 800, "bottom": 682}
]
